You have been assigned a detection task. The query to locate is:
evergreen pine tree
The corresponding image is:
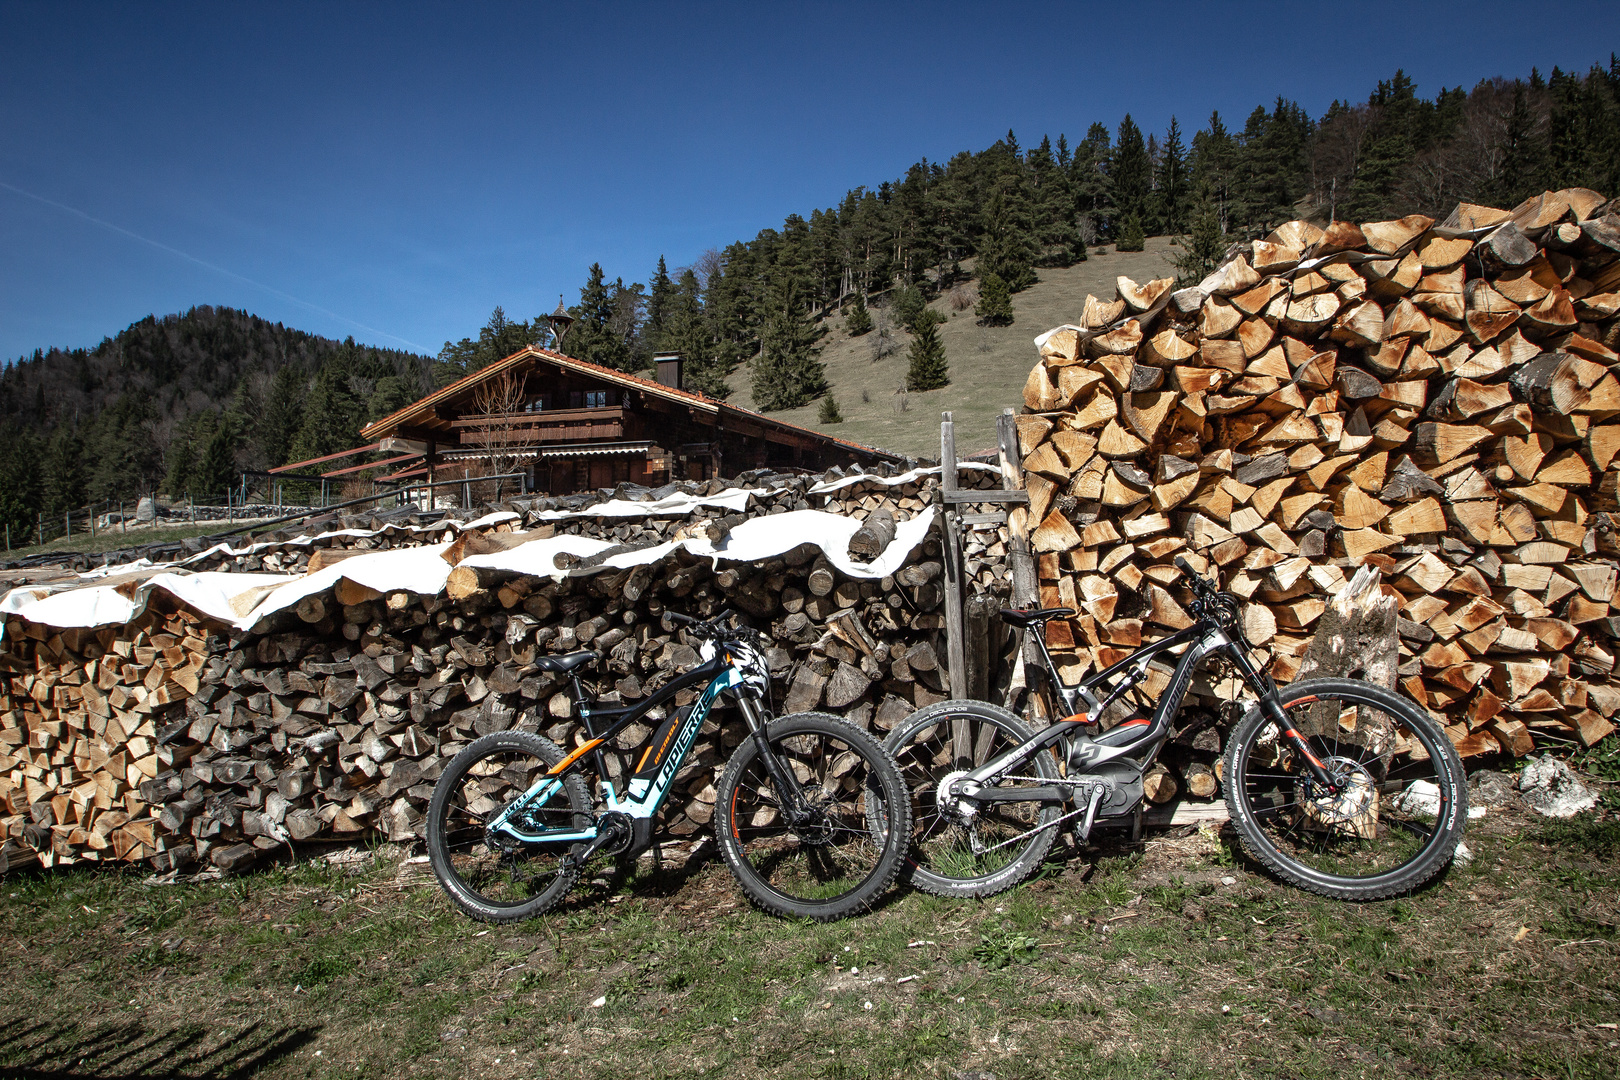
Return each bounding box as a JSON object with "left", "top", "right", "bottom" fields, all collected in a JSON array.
[
  {"left": 891, "top": 285, "right": 929, "bottom": 333},
  {"left": 646, "top": 256, "right": 673, "bottom": 347},
  {"left": 194, "top": 417, "right": 237, "bottom": 497},
  {"left": 1191, "top": 111, "right": 1238, "bottom": 234},
  {"left": 262, "top": 363, "right": 307, "bottom": 467},
  {"left": 1172, "top": 193, "right": 1226, "bottom": 285},
  {"left": 975, "top": 272, "right": 1014, "bottom": 326},
  {"left": 1490, "top": 81, "right": 1546, "bottom": 208},
  {"left": 1109, "top": 115, "right": 1151, "bottom": 234},
  {"left": 561, "top": 264, "right": 633, "bottom": 370},
  {"left": 0, "top": 423, "right": 41, "bottom": 542},
  {"left": 1154, "top": 117, "right": 1190, "bottom": 234},
  {"left": 751, "top": 282, "right": 827, "bottom": 411},
  {"left": 41, "top": 422, "right": 85, "bottom": 515},
  {"left": 1115, "top": 214, "right": 1146, "bottom": 253},
  {"left": 163, "top": 410, "right": 210, "bottom": 495},
  {"left": 977, "top": 184, "right": 1038, "bottom": 292},
  {"left": 905, "top": 315, "right": 949, "bottom": 392},
  {"left": 817, "top": 393, "right": 844, "bottom": 424},
  {"left": 845, "top": 290, "right": 873, "bottom": 336}
]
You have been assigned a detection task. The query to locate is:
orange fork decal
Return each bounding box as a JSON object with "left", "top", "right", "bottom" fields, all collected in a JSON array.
[
  {"left": 548, "top": 738, "right": 605, "bottom": 775},
  {"left": 1283, "top": 729, "right": 1326, "bottom": 770}
]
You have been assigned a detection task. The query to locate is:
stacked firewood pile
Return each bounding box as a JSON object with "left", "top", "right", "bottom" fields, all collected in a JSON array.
[
  {"left": 1019, "top": 187, "right": 1620, "bottom": 785},
  {"left": 0, "top": 466, "right": 1017, "bottom": 873}
]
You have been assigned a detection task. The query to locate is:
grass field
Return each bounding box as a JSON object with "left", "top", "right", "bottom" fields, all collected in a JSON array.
[
  {"left": 0, "top": 520, "right": 253, "bottom": 563},
  {"left": 2, "top": 794, "right": 1615, "bottom": 1080},
  {"left": 729, "top": 240, "right": 1180, "bottom": 461}
]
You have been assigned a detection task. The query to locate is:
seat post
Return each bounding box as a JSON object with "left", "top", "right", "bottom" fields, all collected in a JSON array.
[
  {"left": 1027, "top": 619, "right": 1081, "bottom": 717},
  {"left": 568, "top": 673, "right": 593, "bottom": 734}
]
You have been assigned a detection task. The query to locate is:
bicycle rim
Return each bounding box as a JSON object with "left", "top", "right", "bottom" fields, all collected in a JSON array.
[
  {"left": 887, "top": 703, "right": 1060, "bottom": 893},
  {"left": 722, "top": 719, "right": 903, "bottom": 917},
  {"left": 431, "top": 742, "right": 586, "bottom": 913},
  {"left": 1229, "top": 682, "right": 1464, "bottom": 893}
]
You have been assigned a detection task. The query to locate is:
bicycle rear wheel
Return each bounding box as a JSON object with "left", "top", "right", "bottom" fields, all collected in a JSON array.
[
  {"left": 714, "top": 712, "right": 910, "bottom": 921},
  {"left": 426, "top": 732, "right": 594, "bottom": 922},
  {"left": 1225, "top": 678, "right": 1467, "bottom": 900},
  {"left": 883, "top": 700, "right": 1063, "bottom": 898}
]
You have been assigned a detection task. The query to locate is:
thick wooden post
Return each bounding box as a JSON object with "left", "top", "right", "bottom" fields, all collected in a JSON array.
[{"left": 940, "top": 412, "right": 967, "bottom": 700}]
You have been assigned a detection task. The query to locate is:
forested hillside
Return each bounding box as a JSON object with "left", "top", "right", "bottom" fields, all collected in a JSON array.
[
  {"left": 3, "top": 56, "right": 1616, "bottom": 544},
  {"left": 520, "top": 58, "right": 1620, "bottom": 424},
  {"left": 0, "top": 307, "right": 431, "bottom": 538}
]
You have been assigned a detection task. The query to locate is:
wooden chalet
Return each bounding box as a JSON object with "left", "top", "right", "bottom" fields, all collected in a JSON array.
[{"left": 357, "top": 346, "right": 901, "bottom": 494}]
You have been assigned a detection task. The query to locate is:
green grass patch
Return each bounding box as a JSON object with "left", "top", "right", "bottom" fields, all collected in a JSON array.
[{"left": 1, "top": 808, "right": 1617, "bottom": 1078}]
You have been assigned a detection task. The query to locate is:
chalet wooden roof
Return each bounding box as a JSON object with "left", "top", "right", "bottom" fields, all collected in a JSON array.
[{"left": 359, "top": 345, "right": 901, "bottom": 462}]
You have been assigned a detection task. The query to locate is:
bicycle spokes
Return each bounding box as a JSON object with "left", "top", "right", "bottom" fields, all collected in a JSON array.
[
  {"left": 1238, "top": 700, "right": 1446, "bottom": 879},
  {"left": 727, "top": 729, "right": 891, "bottom": 903}
]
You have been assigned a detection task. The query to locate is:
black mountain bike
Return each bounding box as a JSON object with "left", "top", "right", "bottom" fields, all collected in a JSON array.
[
  {"left": 884, "top": 558, "right": 1467, "bottom": 902},
  {"left": 426, "top": 611, "right": 910, "bottom": 922}
]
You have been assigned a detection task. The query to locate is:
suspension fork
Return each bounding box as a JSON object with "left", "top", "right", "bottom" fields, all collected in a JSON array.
[
  {"left": 737, "top": 694, "right": 812, "bottom": 817},
  {"left": 1223, "top": 642, "right": 1341, "bottom": 792}
]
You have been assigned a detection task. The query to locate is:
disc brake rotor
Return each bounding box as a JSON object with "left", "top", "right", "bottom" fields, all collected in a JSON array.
[{"left": 1300, "top": 757, "right": 1378, "bottom": 837}]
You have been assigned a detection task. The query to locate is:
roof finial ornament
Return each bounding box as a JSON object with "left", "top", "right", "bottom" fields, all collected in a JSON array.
[{"left": 546, "top": 295, "right": 574, "bottom": 350}]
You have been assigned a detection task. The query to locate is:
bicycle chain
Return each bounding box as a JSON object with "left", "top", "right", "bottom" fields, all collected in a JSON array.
[{"left": 958, "top": 776, "right": 1108, "bottom": 856}]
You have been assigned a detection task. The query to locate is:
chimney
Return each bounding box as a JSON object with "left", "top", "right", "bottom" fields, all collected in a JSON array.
[{"left": 654, "top": 352, "right": 683, "bottom": 390}]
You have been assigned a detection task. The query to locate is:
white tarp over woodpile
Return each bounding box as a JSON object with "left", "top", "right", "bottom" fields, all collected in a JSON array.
[{"left": 0, "top": 506, "right": 937, "bottom": 638}]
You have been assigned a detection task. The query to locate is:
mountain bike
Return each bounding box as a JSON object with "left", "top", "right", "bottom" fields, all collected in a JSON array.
[
  {"left": 884, "top": 558, "right": 1467, "bottom": 902},
  {"left": 426, "top": 610, "right": 910, "bottom": 922}
]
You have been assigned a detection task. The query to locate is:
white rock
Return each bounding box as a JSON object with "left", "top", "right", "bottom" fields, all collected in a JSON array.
[
  {"left": 1519, "top": 755, "right": 1599, "bottom": 818},
  {"left": 1452, "top": 841, "right": 1473, "bottom": 864},
  {"left": 1393, "top": 780, "right": 1443, "bottom": 817}
]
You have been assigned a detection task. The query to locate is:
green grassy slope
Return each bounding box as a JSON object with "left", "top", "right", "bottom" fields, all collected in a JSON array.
[{"left": 731, "top": 237, "right": 1179, "bottom": 460}]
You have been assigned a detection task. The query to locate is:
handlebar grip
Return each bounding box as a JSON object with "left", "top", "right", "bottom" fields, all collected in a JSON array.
[
  {"left": 1174, "top": 556, "right": 1197, "bottom": 579},
  {"left": 665, "top": 612, "right": 697, "bottom": 627}
]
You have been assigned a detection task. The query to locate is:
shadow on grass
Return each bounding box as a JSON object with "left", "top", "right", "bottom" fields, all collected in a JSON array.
[{"left": 0, "top": 1018, "right": 318, "bottom": 1079}]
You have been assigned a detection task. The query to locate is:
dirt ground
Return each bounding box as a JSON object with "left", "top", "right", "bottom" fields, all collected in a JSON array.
[{"left": 1, "top": 786, "right": 1615, "bottom": 1080}]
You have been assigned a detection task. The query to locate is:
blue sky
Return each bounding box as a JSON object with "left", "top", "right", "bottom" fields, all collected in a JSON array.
[{"left": 2, "top": 1, "right": 1616, "bottom": 362}]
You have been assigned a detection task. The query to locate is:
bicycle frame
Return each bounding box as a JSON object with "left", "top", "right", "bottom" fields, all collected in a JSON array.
[
  {"left": 969, "top": 609, "right": 1331, "bottom": 797},
  {"left": 487, "top": 651, "right": 765, "bottom": 846}
]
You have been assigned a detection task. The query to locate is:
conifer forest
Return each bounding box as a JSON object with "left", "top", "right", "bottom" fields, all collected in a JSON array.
[{"left": 2, "top": 58, "right": 1617, "bottom": 542}]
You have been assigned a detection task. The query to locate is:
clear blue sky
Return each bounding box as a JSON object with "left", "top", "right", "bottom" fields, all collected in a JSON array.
[{"left": 2, "top": 1, "right": 1616, "bottom": 363}]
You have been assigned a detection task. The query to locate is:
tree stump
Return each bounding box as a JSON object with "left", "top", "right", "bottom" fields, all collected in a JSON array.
[{"left": 1294, "top": 564, "right": 1400, "bottom": 762}]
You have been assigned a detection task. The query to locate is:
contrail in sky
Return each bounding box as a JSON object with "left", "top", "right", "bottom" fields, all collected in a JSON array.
[{"left": 0, "top": 179, "right": 428, "bottom": 352}]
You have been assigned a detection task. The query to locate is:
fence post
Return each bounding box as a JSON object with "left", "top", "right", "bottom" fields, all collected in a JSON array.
[
  {"left": 89, "top": 504, "right": 95, "bottom": 539},
  {"left": 121, "top": 502, "right": 126, "bottom": 533},
  {"left": 37, "top": 513, "right": 42, "bottom": 546},
  {"left": 5, "top": 522, "right": 9, "bottom": 551}
]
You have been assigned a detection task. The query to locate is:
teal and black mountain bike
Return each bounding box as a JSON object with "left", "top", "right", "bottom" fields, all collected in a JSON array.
[{"left": 426, "top": 610, "right": 910, "bottom": 922}]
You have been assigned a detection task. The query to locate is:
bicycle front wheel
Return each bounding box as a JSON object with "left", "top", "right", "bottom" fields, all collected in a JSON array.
[
  {"left": 714, "top": 712, "right": 910, "bottom": 921},
  {"left": 1225, "top": 677, "right": 1468, "bottom": 900},
  {"left": 884, "top": 699, "right": 1063, "bottom": 898},
  {"left": 426, "top": 732, "right": 594, "bottom": 922}
]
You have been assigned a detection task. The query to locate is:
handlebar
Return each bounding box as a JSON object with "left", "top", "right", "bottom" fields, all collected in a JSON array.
[
  {"left": 1175, "top": 556, "right": 1215, "bottom": 597},
  {"left": 664, "top": 608, "right": 748, "bottom": 638}
]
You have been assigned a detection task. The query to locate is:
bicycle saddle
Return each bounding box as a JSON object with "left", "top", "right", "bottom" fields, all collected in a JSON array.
[
  {"left": 998, "top": 606, "right": 1075, "bottom": 628},
  {"left": 533, "top": 650, "right": 600, "bottom": 673}
]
